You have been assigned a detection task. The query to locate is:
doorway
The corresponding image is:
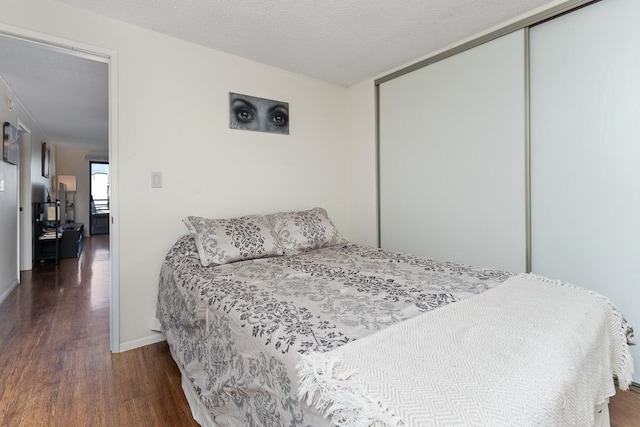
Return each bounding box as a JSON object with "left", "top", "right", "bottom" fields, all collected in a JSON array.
[{"left": 0, "top": 29, "right": 120, "bottom": 352}]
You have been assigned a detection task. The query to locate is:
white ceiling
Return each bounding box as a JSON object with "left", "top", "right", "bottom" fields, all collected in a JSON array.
[
  {"left": 0, "top": 0, "right": 560, "bottom": 151},
  {"left": 0, "top": 35, "right": 108, "bottom": 151},
  {"left": 57, "top": 0, "right": 558, "bottom": 87}
]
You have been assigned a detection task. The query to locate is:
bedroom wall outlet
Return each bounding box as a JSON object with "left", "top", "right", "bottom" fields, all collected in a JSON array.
[{"left": 151, "top": 172, "right": 162, "bottom": 188}]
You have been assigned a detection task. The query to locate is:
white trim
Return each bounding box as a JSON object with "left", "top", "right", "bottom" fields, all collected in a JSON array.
[
  {"left": 375, "top": 0, "right": 594, "bottom": 85},
  {"left": 16, "top": 119, "right": 31, "bottom": 134},
  {"left": 118, "top": 332, "right": 166, "bottom": 353},
  {"left": 0, "top": 24, "right": 121, "bottom": 353},
  {"left": 0, "top": 279, "right": 19, "bottom": 305},
  {"left": 107, "top": 52, "right": 120, "bottom": 353},
  {"left": 85, "top": 154, "right": 109, "bottom": 162},
  {"left": 0, "top": 22, "right": 109, "bottom": 63},
  {"left": 615, "top": 379, "right": 640, "bottom": 393},
  {"left": 17, "top": 119, "right": 32, "bottom": 273}
]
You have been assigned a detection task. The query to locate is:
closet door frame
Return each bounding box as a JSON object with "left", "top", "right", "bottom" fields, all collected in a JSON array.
[
  {"left": 528, "top": 0, "right": 640, "bottom": 385},
  {"left": 375, "top": 0, "right": 596, "bottom": 271},
  {"left": 378, "top": 30, "right": 527, "bottom": 272}
]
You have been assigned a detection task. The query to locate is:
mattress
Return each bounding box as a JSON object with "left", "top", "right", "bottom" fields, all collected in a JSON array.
[{"left": 157, "top": 235, "right": 634, "bottom": 426}]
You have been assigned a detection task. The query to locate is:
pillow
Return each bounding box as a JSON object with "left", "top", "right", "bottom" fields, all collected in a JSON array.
[
  {"left": 266, "top": 207, "right": 346, "bottom": 255},
  {"left": 183, "top": 214, "right": 284, "bottom": 267}
]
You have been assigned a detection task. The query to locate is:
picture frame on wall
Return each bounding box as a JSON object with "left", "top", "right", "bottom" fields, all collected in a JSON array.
[
  {"left": 229, "top": 92, "right": 289, "bottom": 135},
  {"left": 42, "top": 142, "right": 50, "bottom": 178},
  {"left": 3, "top": 122, "right": 19, "bottom": 165}
]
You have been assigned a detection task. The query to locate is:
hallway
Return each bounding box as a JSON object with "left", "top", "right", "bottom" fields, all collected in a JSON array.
[{"left": 0, "top": 236, "right": 197, "bottom": 426}]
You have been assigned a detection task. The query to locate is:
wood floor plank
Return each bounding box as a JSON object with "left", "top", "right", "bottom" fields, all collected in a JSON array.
[
  {"left": 0, "top": 234, "right": 637, "bottom": 426},
  {"left": 0, "top": 236, "right": 197, "bottom": 427},
  {"left": 610, "top": 386, "right": 640, "bottom": 427}
]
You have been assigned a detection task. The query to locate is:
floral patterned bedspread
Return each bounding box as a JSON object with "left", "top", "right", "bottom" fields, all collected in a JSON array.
[{"left": 156, "top": 236, "right": 516, "bottom": 426}]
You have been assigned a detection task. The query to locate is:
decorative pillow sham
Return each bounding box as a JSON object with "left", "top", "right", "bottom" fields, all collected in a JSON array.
[
  {"left": 266, "top": 207, "right": 346, "bottom": 255},
  {"left": 183, "top": 214, "right": 284, "bottom": 267}
]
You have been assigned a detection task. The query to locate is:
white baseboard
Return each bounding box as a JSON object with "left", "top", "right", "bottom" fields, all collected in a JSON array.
[
  {"left": 117, "top": 331, "right": 166, "bottom": 353},
  {"left": 615, "top": 378, "right": 640, "bottom": 393},
  {"left": 0, "top": 279, "right": 19, "bottom": 305}
]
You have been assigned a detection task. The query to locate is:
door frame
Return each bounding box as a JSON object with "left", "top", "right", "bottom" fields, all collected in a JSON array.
[
  {"left": 0, "top": 24, "right": 121, "bottom": 352},
  {"left": 17, "top": 120, "right": 32, "bottom": 273}
]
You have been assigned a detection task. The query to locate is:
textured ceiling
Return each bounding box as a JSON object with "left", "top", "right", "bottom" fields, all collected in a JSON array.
[
  {"left": 0, "top": 35, "right": 108, "bottom": 151},
  {"left": 0, "top": 0, "right": 561, "bottom": 152},
  {"left": 55, "top": 0, "right": 557, "bottom": 87}
]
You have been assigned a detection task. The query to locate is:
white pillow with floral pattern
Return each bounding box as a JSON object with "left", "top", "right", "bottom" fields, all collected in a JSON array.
[
  {"left": 266, "top": 207, "right": 346, "bottom": 256},
  {"left": 183, "top": 214, "right": 284, "bottom": 267}
]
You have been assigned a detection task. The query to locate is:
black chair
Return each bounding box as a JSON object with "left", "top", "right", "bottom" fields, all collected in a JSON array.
[{"left": 90, "top": 196, "right": 110, "bottom": 235}]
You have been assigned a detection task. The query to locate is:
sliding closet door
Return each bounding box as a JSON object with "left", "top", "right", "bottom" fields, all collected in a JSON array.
[
  {"left": 379, "top": 30, "right": 526, "bottom": 272},
  {"left": 530, "top": 0, "right": 640, "bottom": 376}
]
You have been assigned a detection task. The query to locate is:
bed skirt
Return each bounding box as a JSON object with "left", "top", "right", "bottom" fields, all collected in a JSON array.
[
  {"left": 178, "top": 363, "right": 219, "bottom": 427},
  {"left": 177, "top": 360, "right": 610, "bottom": 427},
  {"left": 595, "top": 400, "right": 610, "bottom": 427}
]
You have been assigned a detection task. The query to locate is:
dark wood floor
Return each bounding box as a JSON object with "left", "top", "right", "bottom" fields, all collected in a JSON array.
[
  {"left": 0, "top": 236, "right": 198, "bottom": 426},
  {"left": 0, "top": 235, "right": 638, "bottom": 426},
  {"left": 610, "top": 384, "right": 640, "bottom": 427}
]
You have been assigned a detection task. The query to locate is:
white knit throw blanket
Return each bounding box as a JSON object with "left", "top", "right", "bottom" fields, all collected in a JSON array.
[{"left": 297, "top": 273, "right": 634, "bottom": 426}]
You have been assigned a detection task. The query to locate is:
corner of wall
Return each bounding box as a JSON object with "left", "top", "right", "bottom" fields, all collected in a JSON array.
[{"left": 346, "top": 79, "right": 378, "bottom": 247}]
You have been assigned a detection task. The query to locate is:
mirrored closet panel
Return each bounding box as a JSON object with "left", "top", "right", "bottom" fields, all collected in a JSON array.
[
  {"left": 529, "top": 0, "right": 640, "bottom": 375},
  {"left": 379, "top": 29, "right": 527, "bottom": 273},
  {"left": 378, "top": 0, "right": 640, "bottom": 379}
]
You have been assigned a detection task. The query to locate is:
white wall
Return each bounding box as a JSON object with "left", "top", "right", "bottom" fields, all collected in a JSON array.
[
  {"left": 2, "top": 0, "right": 349, "bottom": 350},
  {"left": 0, "top": 94, "right": 19, "bottom": 301},
  {"left": 55, "top": 147, "right": 91, "bottom": 229},
  {"left": 346, "top": 80, "right": 377, "bottom": 247},
  {"left": 0, "top": 77, "right": 50, "bottom": 302}
]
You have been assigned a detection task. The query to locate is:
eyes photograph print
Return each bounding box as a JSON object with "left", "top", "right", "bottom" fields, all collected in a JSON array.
[{"left": 229, "top": 92, "right": 289, "bottom": 135}]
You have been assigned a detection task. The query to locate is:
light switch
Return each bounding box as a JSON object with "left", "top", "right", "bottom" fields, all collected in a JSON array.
[
  {"left": 0, "top": 179, "right": 4, "bottom": 192},
  {"left": 151, "top": 172, "right": 162, "bottom": 188}
]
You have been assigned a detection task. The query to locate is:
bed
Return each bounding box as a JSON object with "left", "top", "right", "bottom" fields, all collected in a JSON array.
[{"left": 156, "top": 208, "right": 635, "bottom": 427}]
